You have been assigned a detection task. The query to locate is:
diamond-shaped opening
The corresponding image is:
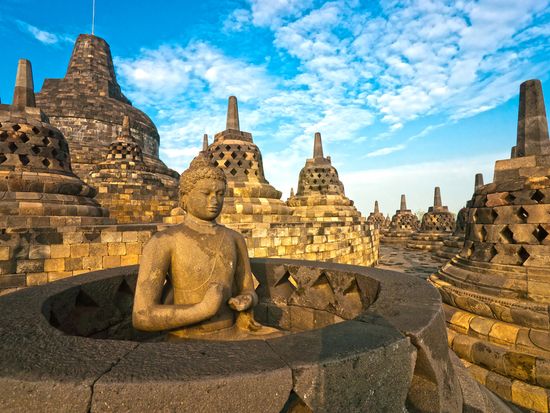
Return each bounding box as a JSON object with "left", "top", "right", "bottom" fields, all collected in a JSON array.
[
  {"left": 31, "top": 126, "right": 40, "bottom": 134},
  {"left": 0, "top": 131, "right": 7, "bottom": 141},
  {"left": 12, "top": 124, "right": 20, "bottom": 131},
  {"left": 75, "top": 290, "right": 99, "bottom": 308},
  {"left": 237, "top": 160, "right": 242, "bottom": 166},
  {"left": 244, "top": 169, "right": 249, "bottom": 175},
  {"left": 230, "top": 151, "right": 238, "bottom": 159},
  {"left": 499, "top": 226, "right": 515, "bottom": 244},
  {"left": 51, "top": 148, "right": 58, "bottom": 158},
  {"left": 223, "top": 160, "right": 231, "bottom": 168},
  {"left": 491, "top": 209, "right": 499, "bottom": 223},
  {"left": 274, "top": 270, "right": 297, "bottom": 290},
  {"left": 312, "top": 272, "right": 331, "bottom": 288},
  {"left": 516, "top": 206, "right": 529, "bottom": 223},
  {"left": 531, "top": 190, "right": 545, "bottom": 204},
  {"left": 517, "top": 246, "right": 530, "bottom": 265},
  {"left": 533, "top": 225, "right": 548, "bottom": 243},
  {"left": 480, "top": 226, "right": 488, "bottom": 242},
  {"left": 255, "top": 170, "right": 258, "bottom": 176},
  {"left": 489, "top": 245, "right": 498, "bottom": 261},
  {"left": 225, "top": 145, "right": 231, "bottom": 151},
  {"left": 229, "top": 168, "right": 237, "bottom": 176},
  {"left": 505, "top": 192, "right": 516, "bottom": 204},
  {"left": 7, "top": 142, "right": 17, "bottom": 153},
  {"left": 18, "top": 154, "right": 29, "bottom": 165},
  {"left": 236, "top": 145, "right": 241, "bottom": 150},
  {"left": 0, "top": 154, "right": 7, "bottom": 164},
  {"left": 42, "top": 137, "right": 50, "bottom": 146},
  {"left": 20, "top": 133, "right": 29, "bottom": 143},
  {"left": 217, "top": 152, "right": 224, "bottom": 159},
  {"left": 31, "top": 145, "right": 40, "bottom": 155},
  {"left": 42, "top": 158, "right": 51, "bottom": 167}
]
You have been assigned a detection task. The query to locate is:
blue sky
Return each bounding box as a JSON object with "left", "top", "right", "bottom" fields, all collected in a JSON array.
[{"left": 1, "top": 0, "right": 549, "bottom": 216}]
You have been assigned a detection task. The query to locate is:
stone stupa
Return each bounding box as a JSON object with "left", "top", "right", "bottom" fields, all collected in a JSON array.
[
  {"left": 36, "top": 34, "right": 179, "bottom": 221},
  {"left": 366, "top": 200, "right": 387, "bottom": 230},
  {"left": 205, "top": 96, "right": 293, "bottom": 225},
  {"left": 430, "top": 79, "right": 550, "bottom": 412},
  {"left": 433, "top": 173, "right": 484, "bottom": 262},
  {"left": 88, "top": 116, "right": 178, "bottom": 223},
  {"left": 381, "top": 194, "right": 420, "bottom": 244},
  {"left": 0, "top": 59, "right": 110, "bottom": 229},
  {"left": 287, "top": 132, "right": 360, "bottom": 221},
  {"left": 407, "top": 187, "right": 455, "bottom": 251}
]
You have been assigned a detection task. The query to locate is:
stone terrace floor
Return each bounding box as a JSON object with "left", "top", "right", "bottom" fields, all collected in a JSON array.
[{"left": 376, "top": 244, "right": 444, "bottom": 280}]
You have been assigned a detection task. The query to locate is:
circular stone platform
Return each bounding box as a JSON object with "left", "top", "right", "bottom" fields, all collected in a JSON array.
[{"left": 0, "top": 259, "right": 512, "bottom": 412}]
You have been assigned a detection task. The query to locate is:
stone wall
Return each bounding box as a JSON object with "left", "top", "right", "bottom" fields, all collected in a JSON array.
[{"left": 0, "top": 220, "right": 378, "bottom": 292}]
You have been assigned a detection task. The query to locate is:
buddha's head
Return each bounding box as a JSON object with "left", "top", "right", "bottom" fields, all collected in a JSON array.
[{"left": 179, "top": 154, "right": 227, "bottom": 221}]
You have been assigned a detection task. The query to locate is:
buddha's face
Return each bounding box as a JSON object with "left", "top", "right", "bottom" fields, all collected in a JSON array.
[{"left": 184, "top": 178, "right": 226, "bottom": 221}]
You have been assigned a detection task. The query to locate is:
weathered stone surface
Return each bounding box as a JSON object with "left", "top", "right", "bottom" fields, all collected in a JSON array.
[
  {"left": 268, "top": 320, "right": 416, "bottom": 413},
  {"left": 92, "top": 340, "right": 292, "bottom": 413}
]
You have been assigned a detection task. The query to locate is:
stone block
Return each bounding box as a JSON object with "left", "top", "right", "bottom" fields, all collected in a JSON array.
[
  {"left": 511, "top": 380, "right": 548, "bottom": 412},
  {"left": 50, "top": 244, "right": 71, "bottom": 259},
  {"left": 70, "top": 244, "right": 90, "bottom": 258},
  {"left": 108, "top": 243, "right": 126, "bottom": 256}
]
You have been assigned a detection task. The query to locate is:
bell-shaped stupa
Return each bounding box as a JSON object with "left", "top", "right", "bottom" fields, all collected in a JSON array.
[
  {"left": 407, "top": 187, "right": 455, "bottom": 251},
  {"left": 35, "top": 34, "right": 179, "bottom": 220},
  {"left": 0, "top": 59, "right": 110, "bottom": 228},
  {"left": 88, "top": 116, "right": 178, "bottom": 223},
  {"left": 287, "top": 132, "right": 360, "bottom": 220},
  {"left": 382, "top": 194, "right": 420, "bottom": 244},
  {"left": 430, "top": 79, "right": 550, "bottom": 411},
  {"left": 207, "top": 96, "right": 292, "bottom": 225}
]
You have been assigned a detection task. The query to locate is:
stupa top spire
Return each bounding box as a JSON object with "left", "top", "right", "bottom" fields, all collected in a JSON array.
[
  {"left": 433, "top": 187, "right": 442, "bottom": 208},
  {"left": 202, "top": 134, "right": 209, "bottom": 151},
  {"left": 12, "top": 59, "right": 35, "bottom": 109},
  {"left": 400, "top": 194, "right": 407, "bottom": 211},
  {"left": 512, "top": 79, "right": 549, "bottom": 158},
  {"left": 313, "top": 132, "right": 324, "bottom": 159},
  {"left": 475, "top": 173, "right": 484, "bottom": 190},
  {"left": 374, "top": 200, "right": 380, "bottom": 214},
  {"left": 226, "top": 96, "right": 240, "bottom": 131}
]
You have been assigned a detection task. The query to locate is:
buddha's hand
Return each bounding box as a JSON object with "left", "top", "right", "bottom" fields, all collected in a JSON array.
[
  {"left": 228, "top": 293, "right": 254, "bottom": 312},
  {"left": 201, "top": 282, "right": 224, "bottom": 317}
]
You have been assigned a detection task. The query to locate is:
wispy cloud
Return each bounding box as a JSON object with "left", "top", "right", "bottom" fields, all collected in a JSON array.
[
  {"left": 16, "top": 20, "right": 73, "bottom": 45},
  {"left": 365, "top": 144, "right": 406, "bottom": 158}
]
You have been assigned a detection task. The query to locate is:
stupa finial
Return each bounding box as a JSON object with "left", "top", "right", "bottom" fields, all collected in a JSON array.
[
  {"left": 475, "top": 173, "right": 484, "bottom": 190},
  {"left": 434, "top": 187, "right": 442, "bottom": 208},
  {"left": 374, "top": 200, "right": 379, "bottom": 213},
  {"left": 513, "top": 79, "right": 549, "bottom": 157},
  {"left": 313, "top": 132, "right": 324, "bottom": 159},
  {"left": 290, "top": 187, "right": 295, "bottom": 197},
  {"left": 12, "top": 59, "right": 36, "bottom": 108},
  {"left": 203, "top": 133, "right": 209, "bottom": 151},
  {"left": 120, "top": 115, "right": 131, "bottom": 138},
  {"left": 400, "top": 194, "right": 407, "bottom": 211},
  {"left": 226, "top": 96, "right": 240, "bottom": 131}
]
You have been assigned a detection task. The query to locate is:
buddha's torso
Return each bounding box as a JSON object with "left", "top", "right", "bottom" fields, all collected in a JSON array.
[{"left": 169, "top": 221, "right": 239, "bottom": 337}]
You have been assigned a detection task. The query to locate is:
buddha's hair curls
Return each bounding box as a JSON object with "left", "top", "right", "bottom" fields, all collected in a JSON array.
[{"left": 179, "top": 153, "right": 227, "bottom": 198}]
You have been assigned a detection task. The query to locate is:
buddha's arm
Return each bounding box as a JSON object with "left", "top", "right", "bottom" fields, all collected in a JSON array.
[
  {"left": 132, "top": 235, "right": 223, "bottom": 331},
  {"left": 229, "top": 234, "right": 258, "bottom": 310}
]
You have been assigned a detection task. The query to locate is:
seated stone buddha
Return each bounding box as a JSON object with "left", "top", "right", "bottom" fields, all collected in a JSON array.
[{"left": 132, "top": 153, "right": 277, "bottom": 340}]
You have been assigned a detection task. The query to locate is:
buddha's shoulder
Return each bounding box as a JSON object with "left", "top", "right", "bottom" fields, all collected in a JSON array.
[{"left": 148, "top": 224, "right": 191, "bottom": 243}]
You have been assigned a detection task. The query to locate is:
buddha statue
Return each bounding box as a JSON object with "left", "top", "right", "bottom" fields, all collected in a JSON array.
[{"left": 132, "top": 153, "right": 278, "bottom": 340}]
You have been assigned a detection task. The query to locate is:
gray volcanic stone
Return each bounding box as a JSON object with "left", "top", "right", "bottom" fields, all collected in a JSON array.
[
  {"left": 267, "top": 320, "right": 416, "bottom": 413},
  {"left": 92, "top": 340, "right": 292, "bottom": 413}
]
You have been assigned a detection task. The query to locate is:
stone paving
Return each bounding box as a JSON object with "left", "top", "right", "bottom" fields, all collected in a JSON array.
[{"left": 377, "top": 244, "right": 444, "bottom": 280}]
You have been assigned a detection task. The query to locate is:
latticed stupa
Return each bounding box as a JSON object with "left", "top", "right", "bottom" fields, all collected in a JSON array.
[
  {"left": 381, "top": 194, "right": 420, "bottom": 244},
  {"left": 288, "top": 132, "right": 360, "bottom": 220},
  {"left": 0, "top": 59, "right": 110, "bottom": 229},
  {"left": 407, "top": 187, "right": 455, "bottom": 251},
  {"left": 88, "top": 116, "right": 178, "bottom": 223},
  {"left": 35, "top": 34, "right": 179, "bottom": 220},
  {"left": 366, "top": 200, "right": 386, "bottom": 229},
  {"left": 207, "top": 96, "right": 292, "bottom": 225},
  {"left": 434, "top": 173, "right": 483, "bottom": 262},
  {"left": 430, "top": 79, "right": 550, "bottom": 412}
]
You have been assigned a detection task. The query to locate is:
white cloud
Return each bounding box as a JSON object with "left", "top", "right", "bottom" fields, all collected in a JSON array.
[
  {"left": 223, "top": 9, "right": 252, "bottom": 32},
  {"left": 16, "top": 20, "right": 72, "bottom": 45},
  {"left": 364, "top": 144, "right": 406, "bottom": 158},
  {"left": 249, "top": 0, "right": 314, "bottom": 28}
]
